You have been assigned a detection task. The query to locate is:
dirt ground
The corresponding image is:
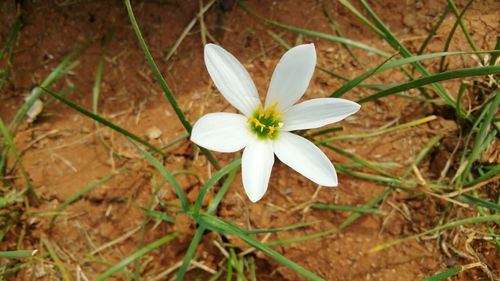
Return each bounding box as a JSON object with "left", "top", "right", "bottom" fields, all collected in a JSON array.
[{"left": 0, "top": 0, "right": 499, "bottom": 280}]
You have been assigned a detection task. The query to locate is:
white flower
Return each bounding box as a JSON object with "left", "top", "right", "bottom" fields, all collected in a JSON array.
[{"left": 191, "top": 44, "right": 360, "bottom": 202}]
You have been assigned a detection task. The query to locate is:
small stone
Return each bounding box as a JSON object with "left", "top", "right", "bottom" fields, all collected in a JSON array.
[{"left": 146, "top": 127, "right": 162, "bottom": 140}]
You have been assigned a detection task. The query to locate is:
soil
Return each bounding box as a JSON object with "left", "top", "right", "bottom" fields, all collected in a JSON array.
[{"left": 0, "top": 0, "right": 498, "bottom": 280}]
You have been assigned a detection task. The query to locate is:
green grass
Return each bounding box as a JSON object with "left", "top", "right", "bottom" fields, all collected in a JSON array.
[{"left": 1, "top": 0, "right": 499, "bottom": 280}]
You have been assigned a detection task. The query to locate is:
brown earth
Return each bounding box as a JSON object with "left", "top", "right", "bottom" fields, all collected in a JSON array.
[{"left": 0, "top": 0, "right": 498, "bottom": 280}]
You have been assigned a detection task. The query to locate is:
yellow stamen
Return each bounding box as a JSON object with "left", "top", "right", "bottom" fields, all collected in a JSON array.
[
  {"left": 257, "top": 104, "right": 264, "bottom": 118},
  {"left": 267, "top": 125, "right": 276, "bottom": 137},
  {"left": 264, "top": 102, "right": 279, "bottom": 118},
  {"left": 248, "top": 117, "right": 266, "bottom": 130}
]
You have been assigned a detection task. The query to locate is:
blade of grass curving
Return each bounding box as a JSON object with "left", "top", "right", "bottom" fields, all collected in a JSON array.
[
  {"left": 230, "top": 248, "right": 247, "bottom": 281},
  {"left": 310, "top": 126, "right": 343, "bottom": 137},
  {"left": 137, "top": 206, "right": 176, "bottom": 224},
  {"left": 265, "top": 189, "right": 391, "bottom": 247},
  {"left": 177, "top": 159, "right": 241, "bottom": 280},
  {"left": 370, "top": 215, "right": 500, "bottom": 252},
  {"left": 226, "top": 258, "right": 233, "bottom": 281},
  {"left": 244, "top": 221, "right": 319, "bottom": 234},
  {"left": 294, "top": 137, "right": 442, "bottom": 247},
  {"left": 42, "top": 238, "right": 70, "bottom": 281},
  {"left": 95, "top": 232, "right": 181, "bottom": 281},
  {"left": 331, "top": 50, "right": 499, "bottom": 98},
  {"left": 417, "top": 5, "right": 451, "bottom": 55},
  {"left": 43, "top": 86, "right": 76, "bottom": 107},
  {"left": 317, "top": 115, "right": 437, "bottom": 144},
  {"left": 239, "top": 1, "right": 390, "bottom": 58},
  {"left": 50, "top": 168, "right": 124, "bottom": 226},
  {"left": 0, "top": 17, "right": 22, "bottom": 93},
  {"left": 421, "top": 266, "right": 462, "bottom": 281},
  {"left": 464, "top": 166, "right": 500, "bottom": 187},
  {"left": 356, "top": 0, "right": 459, "bottom": 110},
  {"left": 93, "top": 29, "right": 115, "bottom": 155},
  {"left": 0, "top": 250, "right": 36, "bottom": 259},
  {"left": 456, "top": 194, "right": 500, "bottom": 212},
  {"left": 460, "top": 91, "right": 500, "bottom": 182},
  {"left": 128, "top": 139, "right": 189, "bottom": 211},
  {"left": 472, "top": 190, "right": 500, "bottom": 247},
  {"left": 41, "top": 86, "right": 165, "bottom": 157},
  {"left": 403, "top": 135, "right": 443, "bottom": 178},
  {"left": 323, "top": 7, "right": 360, "bottom": 63},
  {"left": 193, "top": 158, "right": 241, "bottom": 215},
  {"left": 176, "top": 226, "right": 205, "bottom": 281},
  {"left": 311, "top": 204, "right": 384, "bottom": 215},
  {"left": 454, "top": 101, "right": 492, "bottom": 185},
  {"left": 161, "top": 133, "right": 189, "bottom": 150},
  {"left": 0, "top": 119, "right": 38, "bottom": 203},
  {"left": 439, "top": 0, "right": 474, "bottom": 71},
  {"left": 455, "top": 81, "right": 468, "bottom": 122},
  {"left": 164, "top": 0, "right": 216, "bottom": 62},
  {"left": 124, "top": 0, "right": 219, "bottom": 169},
  {"left": 322, "top": 143, "right": 395, "bottom": 178},
  {"left": 206, "top": 167, "right": 237, "bottom": 214},
  {"left": 248, "top": 256, "right": 256, "bottom": 281},
  {"left": 337, "top": 0, "right": 384, "bottom": 37},
  {"left": 447, "top": 0, "right": 479, "bottom": 54},
  {"left": 357, "top": 66, "right": 500, "bottom": 104},
  {"left": 9, "top": 44, "right": 87, "bottom": 135},
  {"left": 133, "top": 173, "right": 171, "bottom": 278},
  {"left": 490, "top": 36, "right": 500, "bottom": 66},
  {"left": 196, "top": 214, "right": 325, "bottom": 281}
]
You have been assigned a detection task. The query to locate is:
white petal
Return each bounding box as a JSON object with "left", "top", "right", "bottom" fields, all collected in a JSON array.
[
  {"left": 204, "top": 44, "right": 261, "bottom": 116},
  {"left": 274, "top": 132, "right": 337, "bottom": 186},
  {"left": 242, "top": 140, "right": 275, "bottom": 202},
  {"left": 281, "top": 98, "right": 360, "bottom": 131},
  {"left": 191, "top": 112, "right": 251, "bottom": 153},
  {"left": 265, "top": 44, "right": 316, "bottom": 111}
]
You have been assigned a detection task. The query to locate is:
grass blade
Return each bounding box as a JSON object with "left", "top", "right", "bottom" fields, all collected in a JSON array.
[
  {"left": 9, "top": 44, "right": 86, "bottom": 135},
  {"left": 207, "top": 167, "right": 237, "bottom": 214},
  {"left": 421, "top": 266, "right": 462, "bottom": 281},
  {"left": 95, "top": 232, "right": 181, "bottom": 281},
  {"left": 244, "top": 221, "right": 319, "bottom": 234},
  {"left": 123, "top": 0, "right": 220, "bottom": 169},
  {"left": 128, "top": 140, "right": 189, "bottom": 211},
  {"left": 311, "top": 204, "right": 384, "bottom": 215},
  {"left": 193, "top": 158, "right": 241, "bottom": 215},
  {"left": 239, "top": 1, "right": 390, "bottom": 58},
  {"left": 40, "top": 86, "right": 165, "bottom": 157},
  {"left": 50, "top": 168, "right": 124, "bottom": 226},
  {"left": 317, "top": 115, "right": 437, "bottom": 143},
  {"left": 371, "top": 215, "right": 500, "bottom": 252},
  {"left": 357, "top": 66, "right": 500, "bottom": 104},
  {"left": 417, "top": 5, "right": 451, "bottom": 54},
  {"left": 0, "top": 250, "right": 36, "bottom": 259},
  {"left": 0, "top": 119, "right": 38, "bottom": 202},
  {"left": 176, "top": 226, "right": 205, "bottom": 281},
  {"left": 197, "top": 214, "right": 324, "bottom": 281},
  {"left": 42, "top": 239, "right": 70, "bottom": 281},
  {"left": 439, "top": 0, "right": 474, "bottom": 71},
  {"left": 355, "top": 0, "right": 460, "bottom": 111},
  {"left": 331, "top": 50, "right": 498, "bottom": 98}
]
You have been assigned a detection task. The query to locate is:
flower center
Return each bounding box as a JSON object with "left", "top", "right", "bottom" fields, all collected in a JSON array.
[{"left": 247, "top": 102, "right": 283, "bottom": 140}]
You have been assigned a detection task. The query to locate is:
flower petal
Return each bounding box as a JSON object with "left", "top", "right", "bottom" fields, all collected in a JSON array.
[
  {"left": 274, "top": 132, "right": 337, "bottom": 186},
  {"left": 281, "top": 98, "right": 360, "bottom": 131},
  {"left": 204, "top": 44, "right": 261, "bottom": 116},
  {"left": 265, "top": 44, "right": 316, "bottom": 111},
  {"left": 242, "top": 140, "right": 275, "bottom": 202},
  {"left": 191, "top": 112, "right": 251, "bottom": 153}
]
